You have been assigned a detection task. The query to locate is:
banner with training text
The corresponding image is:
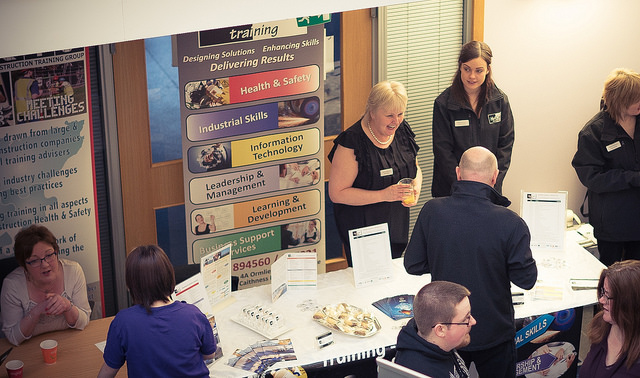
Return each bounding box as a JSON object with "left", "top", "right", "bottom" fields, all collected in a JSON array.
[
  {"left": 0, "top": 48, "right": 103, "bottom": 316},
  {"left": 178, "top": 18, "right": 326, "bottom": 289}
]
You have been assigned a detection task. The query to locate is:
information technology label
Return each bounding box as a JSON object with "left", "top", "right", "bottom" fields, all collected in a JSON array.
[{"left": 232, "top": 128, "right": 320, "bottom": 166}]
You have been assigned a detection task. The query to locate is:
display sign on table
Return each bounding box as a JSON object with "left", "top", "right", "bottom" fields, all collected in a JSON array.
[
  {"left": 173, "top": 243, "right": 233, "bottom": 316},
  {"left": 349, "top": 223, "right": 394, "bottom": 288},
  {"left": 270, "top": 251, "right": 317, "bottom": 302},
  {"left": 521, "top": 191, "right": 567, "bottom": 250}
]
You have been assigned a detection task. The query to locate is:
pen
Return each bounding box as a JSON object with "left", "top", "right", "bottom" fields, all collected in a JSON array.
[{"left": 0, "top": 347, "right": 13, "bottom": 365}]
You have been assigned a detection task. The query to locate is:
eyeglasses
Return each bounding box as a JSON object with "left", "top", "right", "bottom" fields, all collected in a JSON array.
[
  {"left": 25, "top": 250, "right": 58, "bottom": 267},
  {"left": 432, "top": 322, "right": 471, "bottom": 328},
  {"left": 432, "top": 321, "right": 471, "bottom": 328},
  {"left": 431, "top": 313, "right": 473, "bottom": 328},
  {"left": 599, "top": 287, "right": 614, "bottom": 302}
]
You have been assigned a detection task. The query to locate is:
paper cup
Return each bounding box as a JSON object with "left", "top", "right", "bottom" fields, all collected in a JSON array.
[
  {"left": 5, "top": 360, "right": 23, "bottom": 378},
  {"left": 40, "top": 339, "right": 58, "bottom": 364}
]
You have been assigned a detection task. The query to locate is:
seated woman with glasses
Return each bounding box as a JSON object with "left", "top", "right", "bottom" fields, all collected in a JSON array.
[
  {"left": 580, "top": 260, "right": 640, "bottom": 377},
  {"left": 1, "top": 225, "right": 91, "bottom": 345}
]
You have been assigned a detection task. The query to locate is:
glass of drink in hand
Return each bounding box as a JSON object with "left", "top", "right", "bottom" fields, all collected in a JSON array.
[{"left": 398, "top": 178, "right": 415, "bottom": 205}]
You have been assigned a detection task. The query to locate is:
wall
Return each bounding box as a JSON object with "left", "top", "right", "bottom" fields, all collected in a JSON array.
[
  {"left": 5, "top": 0, "right": 636, "bottom": 216},
  {"left": 484, "top": 0, "right": 640, "bottom": 219},
  {"left": 0, "top": 0, "right": 416, "bottom": 58}
]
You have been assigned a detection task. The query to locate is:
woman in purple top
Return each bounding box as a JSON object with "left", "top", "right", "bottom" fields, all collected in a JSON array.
[
  {"left": 98, "top": 245, "right": 217, "bottom": 378},
  {"left": 580, "top": 260, "right": 640, "bottom": 377}
]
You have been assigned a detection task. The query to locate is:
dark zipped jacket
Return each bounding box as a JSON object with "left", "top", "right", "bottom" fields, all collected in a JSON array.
[
  {"left": 431, "top": 85, "right": 514, "bottom": 197},
  {"left": 571, "top": 110, "right": 640, "bottom": 241},
  {"left": 404, "top": 181, "right": 537, "bottom": 350}
]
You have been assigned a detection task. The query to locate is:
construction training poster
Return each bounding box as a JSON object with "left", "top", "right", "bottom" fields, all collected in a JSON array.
[{"left": 0, "top": 48, "right": 103, "bottom": 316}]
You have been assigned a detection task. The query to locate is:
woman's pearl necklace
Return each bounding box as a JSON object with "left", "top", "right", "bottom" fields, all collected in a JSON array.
[{"left": 368, "top": 120, "right": 392, "bottom": 145}]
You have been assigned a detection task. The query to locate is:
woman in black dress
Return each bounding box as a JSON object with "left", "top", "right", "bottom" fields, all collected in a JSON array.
[{"left": 328, "top": 80, "right": 421, "bottom": 266}]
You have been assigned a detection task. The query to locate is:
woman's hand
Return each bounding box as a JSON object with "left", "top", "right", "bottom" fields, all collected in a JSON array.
[
  {"left": 401, "top": 186, "right": 420, "bottom": 207},
  {"left": 385, "top": 183, "right": 412, "bottom": 203},
  {"left": 44, "top": 293, "right": 72, "bottom": 316},
  {"left": 402, "top": 162, "right": 422, "bottom": 207},
  {"left": 29, "top": 299, "right": 49, "bottom": 319},
  {"left": 565, "top": 352, "right": 576, "bottom": 367}
]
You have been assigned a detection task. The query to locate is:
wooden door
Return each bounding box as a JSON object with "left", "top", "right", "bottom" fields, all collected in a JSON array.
[{"left": 112, "top": 40, "right": 184, "bottom": 255}]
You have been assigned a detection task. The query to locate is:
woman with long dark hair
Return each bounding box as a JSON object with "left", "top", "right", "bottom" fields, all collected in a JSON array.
[{"left": 431, "top": 41, "right": 514, "bottom": 197}]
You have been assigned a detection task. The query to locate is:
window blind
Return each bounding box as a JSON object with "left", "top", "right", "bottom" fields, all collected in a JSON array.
[{"left": 378, "top": 0, "right": 464, "bottom": 235}]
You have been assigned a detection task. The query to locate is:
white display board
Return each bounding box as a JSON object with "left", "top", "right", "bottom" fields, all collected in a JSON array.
[
  {"left": 349, "top": 223, "right": 394, "bottom": 288},
  {"left": 521, "top": 191, "right": 567, "bottom": 250}
]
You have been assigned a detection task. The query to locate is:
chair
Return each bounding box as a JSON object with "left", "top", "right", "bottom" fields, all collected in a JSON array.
[
  {"left": 173, "top": 264, "right": 200, "bottom": 285},
  {"left": 0, "top": 258, "right": 20, "bottom": 338},
  {"left": 173, "top": 264, "right": 239, "bottom": 291},
  {"left": 0, "top": 258, "right": 19, "bottom": 299},
  {"left": 376, "top": 357, "right": 432, "bottom": 378}
]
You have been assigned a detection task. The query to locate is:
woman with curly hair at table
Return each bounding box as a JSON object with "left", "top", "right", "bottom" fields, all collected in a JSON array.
[{"left": 1, "top": 224, "right": 91, "bottom": 346}]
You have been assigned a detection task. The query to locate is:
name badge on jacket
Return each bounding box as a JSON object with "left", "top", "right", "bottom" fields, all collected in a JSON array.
[
  {"left": 488, "top": 112, "right": 502, "bottom": 124},
  {"left": 454, "top": 120, "right": 469, "bottom": 127},
  {"left": 380, "top": 168, "right": 393, "bottom": 177},
  {"left": 606, "top": 141, "right": 622, "bottom": 152}
]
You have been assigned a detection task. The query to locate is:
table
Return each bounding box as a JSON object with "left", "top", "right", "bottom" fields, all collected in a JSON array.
[
  {"left": 0, "top": 317, "right": 125, "bottom": 378},
  {"left": 208, "top": 230, "right": 606, "bottom": 377},
  {"left": 512, "top": 230, "right": 605, "bottom": 317},
  {"left": 0, "top": 231, "right": 603, "bottom": 378}
]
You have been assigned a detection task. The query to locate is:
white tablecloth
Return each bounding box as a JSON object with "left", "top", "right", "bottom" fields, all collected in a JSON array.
[{"left": 209, "top": 231, "right": 605, "bottom": 377}]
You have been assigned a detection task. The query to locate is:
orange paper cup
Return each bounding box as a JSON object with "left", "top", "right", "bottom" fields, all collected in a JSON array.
[
  {"left": 5, "top": 359, "right": 24, "bottom": 378},
  {"left": 40, "top": 339, "right": 58, "bottom": 364}
]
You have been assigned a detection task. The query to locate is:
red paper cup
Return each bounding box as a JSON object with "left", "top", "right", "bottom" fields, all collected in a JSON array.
[
  {"left": 5, "top": 360, "right": 23, "bottom": 378},
  {"left": 40, "top": 339, "right": 58, "bottom": 364}
]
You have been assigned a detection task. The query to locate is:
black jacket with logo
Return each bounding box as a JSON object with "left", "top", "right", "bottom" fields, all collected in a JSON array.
[
  {"left": 572, "top": 110, "right": 640, "bottom": 241},
  {"left": 431, "top": 85, "right": 514, "bottom": 197}
]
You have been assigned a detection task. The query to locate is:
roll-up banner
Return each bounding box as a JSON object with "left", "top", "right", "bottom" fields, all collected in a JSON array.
[
  {"left": 0, "top": 48, "right": 103, "bottom": 317},
  {"left": 178, "top": 18, "right": 327, "bottom": 289}
]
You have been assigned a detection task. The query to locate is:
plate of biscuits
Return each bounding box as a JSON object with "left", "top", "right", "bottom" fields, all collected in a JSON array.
[{"left": 312, "top": 302, "right": 381, "bottom": 337}]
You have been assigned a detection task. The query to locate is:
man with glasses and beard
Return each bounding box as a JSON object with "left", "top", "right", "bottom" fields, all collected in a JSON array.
[{"left": 395, "top": 281, "right": 476, "bottom": 377}]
